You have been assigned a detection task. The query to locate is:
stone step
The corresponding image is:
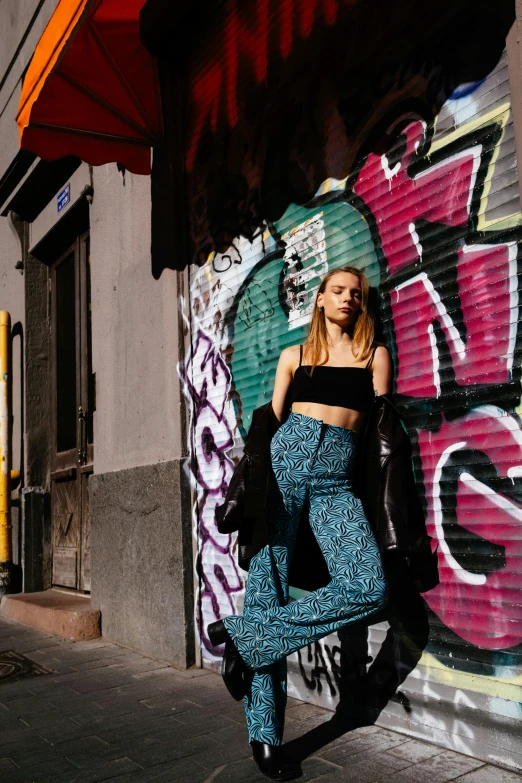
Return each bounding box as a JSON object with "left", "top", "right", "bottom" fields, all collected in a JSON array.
[{"left": 0, "top": 589, "right": 100, "bottom": 641}]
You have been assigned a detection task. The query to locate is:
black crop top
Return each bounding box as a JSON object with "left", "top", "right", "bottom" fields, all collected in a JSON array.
[{"left": 291, "top": 344, "right": 376, "bottom": 412}]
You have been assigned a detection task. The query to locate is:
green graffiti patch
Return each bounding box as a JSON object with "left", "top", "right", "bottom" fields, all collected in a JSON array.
[{"left": 231, "top": 199, "right": 378, "bottom": 436}]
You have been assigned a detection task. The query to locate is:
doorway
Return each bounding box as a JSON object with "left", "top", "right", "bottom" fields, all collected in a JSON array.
[{"left": 50, "top": 231, "right": 94, "bottom": 591}]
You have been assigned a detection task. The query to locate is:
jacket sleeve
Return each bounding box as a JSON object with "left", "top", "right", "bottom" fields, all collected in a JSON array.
[
  {"left": 215, "top": 452, "right": 249, "bottom": 534},
  {"left": 404, "top": 452, "right": 440, "bottom": 592}
]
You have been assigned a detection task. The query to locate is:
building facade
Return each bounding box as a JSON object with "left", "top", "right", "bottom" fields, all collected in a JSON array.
[
  {"left": 0, "top": 0, "right": 521, "bottom": 772},
  {"left": 0, "top": 0, "right": 194, "bottom": 668}
]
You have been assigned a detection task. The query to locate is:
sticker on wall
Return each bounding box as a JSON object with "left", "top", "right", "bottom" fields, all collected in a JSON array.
[{"left": 281, "top": 212, "right": 327, "bottom": 330}]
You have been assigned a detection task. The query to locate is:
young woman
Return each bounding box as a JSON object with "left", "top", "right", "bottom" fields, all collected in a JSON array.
[{"left": 209, "top": 266, "right": 392, "bottom": 780}]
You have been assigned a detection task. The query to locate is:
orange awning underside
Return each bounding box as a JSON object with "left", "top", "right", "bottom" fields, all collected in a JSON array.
[{"left": 17, "top": 0, "right": 162, "bottom": 175}]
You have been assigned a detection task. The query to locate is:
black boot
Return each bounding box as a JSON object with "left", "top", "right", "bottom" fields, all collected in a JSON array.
[
  {"left": 251, "top": 741, "right": 301, "bottom": 781},
  {"left": 207, "top": 620, "right": 249, "bottom": 701}
]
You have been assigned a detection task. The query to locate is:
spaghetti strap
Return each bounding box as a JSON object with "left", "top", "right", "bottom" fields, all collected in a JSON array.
[
  {"left": 299, "top": 344, "right": 303, "bottom": 367},
  {"left": 365, "top": 345, "right": 377, "bottom": 370}
]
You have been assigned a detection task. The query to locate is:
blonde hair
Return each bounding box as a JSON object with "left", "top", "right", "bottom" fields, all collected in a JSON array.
[{"left": 303, "top": 266, "right": 375, "bottom": 372}]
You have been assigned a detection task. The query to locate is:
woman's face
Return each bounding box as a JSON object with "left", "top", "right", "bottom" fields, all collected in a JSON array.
[{"left": 317, "top": 272, "right": 363, "bottom": 326}]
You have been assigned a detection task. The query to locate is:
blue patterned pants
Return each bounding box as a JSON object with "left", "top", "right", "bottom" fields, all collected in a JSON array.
[{"left": 223, "top": 411, "right": 388, "bottom": 745}]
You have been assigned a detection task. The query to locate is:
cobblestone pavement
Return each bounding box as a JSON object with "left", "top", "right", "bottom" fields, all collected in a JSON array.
[{"left": 0, "top": 617, "right": 521, "bottom": 783}]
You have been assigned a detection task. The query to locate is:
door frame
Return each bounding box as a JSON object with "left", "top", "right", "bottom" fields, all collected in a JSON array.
[{"left": 49, "top": 230, "right": 93, "bottom": 591}]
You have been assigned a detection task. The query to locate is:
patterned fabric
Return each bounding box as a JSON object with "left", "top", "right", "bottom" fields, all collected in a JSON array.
[{"left": 223, "top": 411, "right": 388, "bottom": 745}]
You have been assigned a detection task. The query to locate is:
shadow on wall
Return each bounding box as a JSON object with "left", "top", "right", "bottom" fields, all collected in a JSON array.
[
  {"left": 287, "top": 555, "right": 430, "bottom": 762},
  {"left": 173, "top": 0, "right": 516, "bottom": 267}
]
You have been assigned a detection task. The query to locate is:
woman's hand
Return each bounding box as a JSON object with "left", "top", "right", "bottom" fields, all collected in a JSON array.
[
  {"left": 372, "top": 345, "right": 392, "bottom": 396},
  {"left": 271, "top": 346, "right": 299, "bottom": 422}
]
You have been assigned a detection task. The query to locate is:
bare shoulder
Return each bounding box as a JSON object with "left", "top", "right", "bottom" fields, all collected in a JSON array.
[
  {"left": 373, "top": 344, "right": 391, "bottom": 364},
  {"left": 278, "top": 344, "right": 302, "bottom": 374},
  {"left": 280, "top": 344, "right": 301, "bottom": 361}
]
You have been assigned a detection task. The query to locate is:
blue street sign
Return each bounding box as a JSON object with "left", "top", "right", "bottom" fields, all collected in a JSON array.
[{"left": 57, "top": 183, "right": 70, "bottom": 213}]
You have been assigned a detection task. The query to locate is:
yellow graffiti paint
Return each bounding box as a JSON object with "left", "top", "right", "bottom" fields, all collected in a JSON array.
[
  {"left": 419, "top": 650, "right": 522, "bottom": 702},
  {"left": 431, "top": 103, "right": 521, "bottom": 232}
]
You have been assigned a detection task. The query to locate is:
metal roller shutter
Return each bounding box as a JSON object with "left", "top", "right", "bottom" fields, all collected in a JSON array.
[{"left": 180, "top": 1, "right": 522, "bottom": 770}]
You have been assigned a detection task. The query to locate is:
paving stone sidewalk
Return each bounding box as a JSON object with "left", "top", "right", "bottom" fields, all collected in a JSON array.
[{"left": 0, "top": 617, "right": 520, "bottom": 783}]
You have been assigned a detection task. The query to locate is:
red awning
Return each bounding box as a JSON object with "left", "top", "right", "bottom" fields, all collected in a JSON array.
[{"left": 16, "top": 0, "right": 162, "bottom": 175}]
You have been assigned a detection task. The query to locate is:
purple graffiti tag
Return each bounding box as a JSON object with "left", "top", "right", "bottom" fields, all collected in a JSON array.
[{"left": 179, "top": 327, "right": 244, "bottom": 657}]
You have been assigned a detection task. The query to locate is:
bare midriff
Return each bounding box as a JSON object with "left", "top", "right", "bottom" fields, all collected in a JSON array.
[{"left": 290, "top": 402, "right": 366, "bottom": 432}]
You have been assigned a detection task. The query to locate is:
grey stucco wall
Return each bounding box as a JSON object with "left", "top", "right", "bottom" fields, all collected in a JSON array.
[
  {"left": 89, "top": 166, "right": 192, "bottom": 664},
  {"left": 89, "top": 166, "right": 184, "bottom": 474},
  {"left": 0, "top": 0, "right": 59, "bottom": 78},
  {"left": 0, "top": 0, "right": 62, "bottom": 578},
  {"left": 90, "top": 459, "right": 194, "bottom": 668},
  {"left": 0, "top": 216, "right": 24, "bottom": 481},
  {"left": 0, "top": 0, "right": 60, "bottom": 179},
  {"left": 0, "top": 214, "right": 26, "bottom": 569},
  {"left": 0, "top": 0, "right": 66, "bottom": 494}
]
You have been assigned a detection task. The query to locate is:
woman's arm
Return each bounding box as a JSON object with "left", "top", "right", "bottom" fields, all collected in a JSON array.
[
  {"left": 271, "top": 346, "right": 298, "bottom": 422},
  {"left": 372, "top": 345, "right": 392, "bottom": 395}
]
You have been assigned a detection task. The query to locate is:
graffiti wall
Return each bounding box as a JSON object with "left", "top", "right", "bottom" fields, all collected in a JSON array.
[{"left": 179, "top": 1, "right": 522, "bottom": 772}]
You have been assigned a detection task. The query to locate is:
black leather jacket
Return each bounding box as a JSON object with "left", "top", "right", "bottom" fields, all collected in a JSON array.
[{"left": 215, "top": 394, "right": 438, "bottom": 594}]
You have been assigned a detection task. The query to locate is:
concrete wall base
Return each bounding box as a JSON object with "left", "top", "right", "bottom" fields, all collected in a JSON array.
[
  {"left": 90, "top": 459, "right": 194, "bottom": 670},
  {"left": 0, "top": 589, "right": 100, "bottom": 641}
]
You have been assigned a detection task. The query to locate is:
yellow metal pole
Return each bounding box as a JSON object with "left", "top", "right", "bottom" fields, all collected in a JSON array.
[{"left": 0, "top": 310, "right": 11, "bottom": 594}]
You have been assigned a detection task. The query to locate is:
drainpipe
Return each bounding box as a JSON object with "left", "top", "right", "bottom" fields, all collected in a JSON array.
[{"left": 0, "top": 311, "right": 11, "bottom": 597}]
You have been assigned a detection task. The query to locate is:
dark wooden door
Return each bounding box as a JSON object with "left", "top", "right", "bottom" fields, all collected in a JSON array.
[{"left": 50, "top": 233, "right": 94, "bottom": 591}]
